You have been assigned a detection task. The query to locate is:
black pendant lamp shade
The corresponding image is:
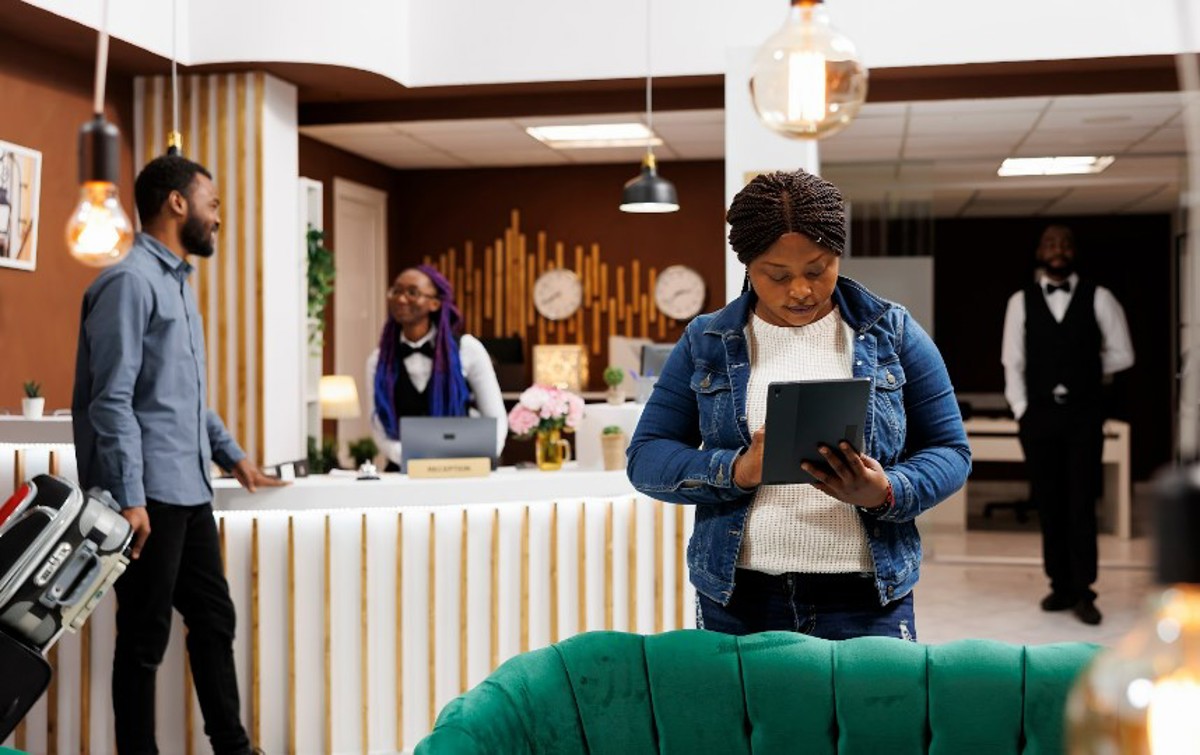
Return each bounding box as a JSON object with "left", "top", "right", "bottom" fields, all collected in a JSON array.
[{"left": 620, "top": 153, "right": 679, "bottom": 213}]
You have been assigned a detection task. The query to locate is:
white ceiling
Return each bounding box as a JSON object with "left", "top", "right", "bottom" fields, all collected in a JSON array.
[{"left": 301, "top": 91, "right": 1188, "bottom": 217}]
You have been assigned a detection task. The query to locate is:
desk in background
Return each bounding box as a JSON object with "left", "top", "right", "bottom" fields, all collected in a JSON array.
[{"left": 923, "top": 418, "right": 1131, "bottom": 540}]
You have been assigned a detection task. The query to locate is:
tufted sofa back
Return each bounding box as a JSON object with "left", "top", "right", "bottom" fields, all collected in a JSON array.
[{"left": 415, "top": 629, "right": 1099, "bottom": 754}]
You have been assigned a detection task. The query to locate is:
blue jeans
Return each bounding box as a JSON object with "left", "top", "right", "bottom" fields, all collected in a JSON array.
[{"left": 696, "top": 569, "right": 916, "bottom": 641}]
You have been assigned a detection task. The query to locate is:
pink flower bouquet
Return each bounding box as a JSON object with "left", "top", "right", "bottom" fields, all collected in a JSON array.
[{"left": 507, "top": 384, "right": 585, "bottom": 439}]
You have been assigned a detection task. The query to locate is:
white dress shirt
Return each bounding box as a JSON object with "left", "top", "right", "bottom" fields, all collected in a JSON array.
[
  {"left": 1001, "top": 272, "right": 1135, "bottom": 419},
  {"left": 365, "top": 325, "right": 507, "bottom": 465}
]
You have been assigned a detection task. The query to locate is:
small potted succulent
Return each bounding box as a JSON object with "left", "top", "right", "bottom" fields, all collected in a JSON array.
[
  {"left": 603, "top": 365, "right": 627, "bottom": 405},
  {"left": 601, "top": 424, "right": 626, "bottom": 471},
  {"left": 21, "top": 380, "right": 44, "bottom": 419}
]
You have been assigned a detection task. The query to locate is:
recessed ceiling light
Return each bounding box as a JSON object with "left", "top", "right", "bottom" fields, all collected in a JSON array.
[
  {"left": 526, "top": 123, "right": 662, "bottom": 149},
  {"left": 997, "top": 156, "right": 1116, "bottom": 177}
]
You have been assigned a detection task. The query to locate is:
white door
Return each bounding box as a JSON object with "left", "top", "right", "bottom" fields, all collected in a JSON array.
[{"left": 333, "top": 178, "right": 388, "bottom": 461}]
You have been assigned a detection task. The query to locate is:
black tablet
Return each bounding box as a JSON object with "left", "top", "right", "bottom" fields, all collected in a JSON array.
[{"left": 761, "top": 378, "right": 871, "bottom": 485}]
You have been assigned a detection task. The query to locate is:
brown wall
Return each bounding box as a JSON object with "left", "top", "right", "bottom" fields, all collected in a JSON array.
[
  {"left": 0, "top": 32, "right": 135, "bottom": 413},
  {"left": 390, "top": 160, "right": 727, "bottom": 390}
]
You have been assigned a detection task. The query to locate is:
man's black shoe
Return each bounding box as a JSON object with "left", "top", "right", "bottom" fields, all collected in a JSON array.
[
  {"left": 1040, "top": 592, "right": 1076, "bottom": 612},
  {"left": 1074, "top": 600, "right": 1102, "bottom": 626}
]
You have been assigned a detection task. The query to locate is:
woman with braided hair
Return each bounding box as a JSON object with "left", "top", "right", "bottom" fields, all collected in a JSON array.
[
  {"left": 366, "top": 265, "right": 506, "bottom": 470},
  {"left": 627, "top": 169, "right": 970, "bottom": 639}
]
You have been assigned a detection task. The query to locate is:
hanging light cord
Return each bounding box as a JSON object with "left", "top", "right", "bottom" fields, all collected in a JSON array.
[
  {"left": 172, "top": 0, "right": 179, "bottom": 136},
  {"left": 92, "top": 0, "right": 110, "bottom": 117},
  {"left": 644, "top": 0, "right": 654, "bottom": 159}
]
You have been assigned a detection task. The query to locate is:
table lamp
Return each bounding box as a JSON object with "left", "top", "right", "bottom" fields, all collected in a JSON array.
[
  {"left": 1066, "top": 464, "right": 1200, "bottom": 753},
  {"left": 319, "top": 375, "right": 360, "bottom": 470}
]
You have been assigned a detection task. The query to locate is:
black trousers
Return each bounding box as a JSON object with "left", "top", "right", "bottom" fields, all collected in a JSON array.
[
  {"left": 1018, "top": 406, "right": 1104, "bottom": 602},
  {"left": 112, "top": 502, "right": 250, "bottom": 755}
]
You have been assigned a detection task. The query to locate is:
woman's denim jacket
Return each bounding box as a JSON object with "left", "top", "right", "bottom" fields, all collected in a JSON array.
[{"left": 626, "top": 278, "right": 971, "bottom": 606}]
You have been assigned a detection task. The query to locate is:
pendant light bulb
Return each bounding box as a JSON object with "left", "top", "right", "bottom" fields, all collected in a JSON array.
[
  {"left": 66, "top": 115, "right": 133, "bottom": 267},
  {"left": 750, "top": 0, "right": 868, "bottom": 140},
  {"left": 620, "top": 0, "right": 679, "bottom": 214}
]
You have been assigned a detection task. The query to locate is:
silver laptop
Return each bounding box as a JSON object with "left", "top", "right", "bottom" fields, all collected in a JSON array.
[{"left": 399, "top": 417, "right": 498, "bottom": 473}]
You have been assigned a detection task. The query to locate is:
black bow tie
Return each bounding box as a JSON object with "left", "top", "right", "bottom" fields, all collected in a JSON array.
[
  {"left": 397, "top": 341, "right": 435, "bottom": 359},
  {"left": 1045, "top": 281, "right": 1071, "bottom": 295}
]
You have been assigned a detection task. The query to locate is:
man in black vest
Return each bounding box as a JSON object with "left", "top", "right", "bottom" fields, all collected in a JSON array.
[{"left": 1001, "top": 224, "right": 1134, "bottom": 625}]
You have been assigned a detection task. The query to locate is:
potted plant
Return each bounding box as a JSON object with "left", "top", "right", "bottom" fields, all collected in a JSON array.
[
  {"left": 603, "top": 365, "right": 626, "bottom": 405},
  {"left": 306, "top": 226, "right": 336, "bottom": 348},
  {"left": 21, "top": 380, "right": 44, "bottom": 419},
  {"left": 600, "top": 425, "right": 626, "bottom": 471},
  {"left": 348, "top": 436, "right": 379, "bottom": 469}
]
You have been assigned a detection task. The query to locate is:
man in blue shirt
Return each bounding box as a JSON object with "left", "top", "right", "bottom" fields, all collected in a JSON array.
[{"left": 73, "top": 155, "right": 285, "bottom": 755}]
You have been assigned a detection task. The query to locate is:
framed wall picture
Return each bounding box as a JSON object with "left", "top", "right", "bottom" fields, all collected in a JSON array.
[{"left": 0, "top": 140, "right": 42, "bottom": 272}]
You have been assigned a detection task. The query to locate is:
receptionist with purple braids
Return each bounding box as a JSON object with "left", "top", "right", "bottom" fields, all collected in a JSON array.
[{"left": 366, "top": 265, "right": 506, "bottom": 470}]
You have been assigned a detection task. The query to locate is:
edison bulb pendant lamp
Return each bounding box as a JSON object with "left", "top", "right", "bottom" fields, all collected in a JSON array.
[
  {"left": 750, "top": 0, "right": 868, "bottom": 140},
  {"left": 66, "top": 115, "right": 134, "bottom": 266},
  {"left": 1066, "top": 465, "right": 1200, "bottom": 754}
]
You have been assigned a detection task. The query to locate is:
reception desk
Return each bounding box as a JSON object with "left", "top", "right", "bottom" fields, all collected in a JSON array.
[{"left": 4, "top": 466, "right": 695, "bottom": 755}]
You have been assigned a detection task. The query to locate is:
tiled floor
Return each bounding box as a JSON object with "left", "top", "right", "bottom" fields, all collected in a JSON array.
[{"left": 915, "top": 529, "right": 1157, "bottom": 646}]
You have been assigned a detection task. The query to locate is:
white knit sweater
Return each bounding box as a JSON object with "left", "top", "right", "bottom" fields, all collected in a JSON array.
[{"left": 737, "top": 308, "right": 874, "bottom": 575}]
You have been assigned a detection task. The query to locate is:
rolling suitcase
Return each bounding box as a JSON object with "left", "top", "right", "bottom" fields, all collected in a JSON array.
[
  {"left": 0, "top": 628, "right": 52, "bottom": 741},
  {"left": 0, "top": 474, "right": 133, "bottom": 651}
]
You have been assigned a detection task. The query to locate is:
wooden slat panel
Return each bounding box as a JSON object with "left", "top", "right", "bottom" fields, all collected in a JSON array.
[{"left": 235, "top": 73, "right": 248, "bottom": 450}]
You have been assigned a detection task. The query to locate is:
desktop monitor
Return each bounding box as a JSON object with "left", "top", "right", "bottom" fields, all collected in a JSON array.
[
  {"left": 399, "top": 416, "right": 498, "bottom": 473},
  {"left": 640, "top": 343, "right": 674, "bottom": 378}
]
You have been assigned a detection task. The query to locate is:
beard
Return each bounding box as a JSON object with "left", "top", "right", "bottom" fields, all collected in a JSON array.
[
  {"left": 181, "top": 213, "right": 215, "bottom": 258},
  {"left": 1045, "top": 258, "right": 1075, "bottom": 277}
]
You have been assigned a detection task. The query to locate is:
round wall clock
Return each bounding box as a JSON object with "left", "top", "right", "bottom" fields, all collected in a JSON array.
[
  {"left": 654, "top": 264, "right": 706, "bottom": 320},
  {"left": 533, "top": 268, "right": 583, "bottom": 321}
]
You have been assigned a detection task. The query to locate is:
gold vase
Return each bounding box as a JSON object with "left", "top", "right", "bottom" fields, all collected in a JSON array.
[{"left": 535, "top": 427, "right": 571, "bottom": 471}]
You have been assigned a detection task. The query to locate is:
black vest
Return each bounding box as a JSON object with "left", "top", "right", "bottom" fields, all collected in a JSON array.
[
  {"left": 1023, "top": 280, "right": 1102, "bottom": 412},
  {"left": 392, "top": 365, "right": 430, "bottom": 440}
]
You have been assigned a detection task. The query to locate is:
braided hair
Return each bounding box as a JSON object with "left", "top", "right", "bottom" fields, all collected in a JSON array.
[
  {"left": 373, "top": 265, "right": 471, "bottom": 440},
  {"left": 726, "top": 169, "right": 846, "bottom": 265}
]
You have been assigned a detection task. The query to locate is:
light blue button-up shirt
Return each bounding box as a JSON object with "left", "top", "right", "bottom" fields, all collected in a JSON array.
[{"left": 72, "top": 233, "right": 244, "bottom": 508}]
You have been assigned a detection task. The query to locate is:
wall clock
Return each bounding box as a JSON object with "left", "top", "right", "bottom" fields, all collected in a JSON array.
[
  {"left": 533, "top": 268, "right": 583, "bottom": 321},
  {"left": 654, "top": 264, "right": 706, "bottom": 320}
]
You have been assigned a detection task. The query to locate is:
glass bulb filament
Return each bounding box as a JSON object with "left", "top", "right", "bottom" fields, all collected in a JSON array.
[{"left": 66, "top": 181, "right": 134, "bottom": 267}]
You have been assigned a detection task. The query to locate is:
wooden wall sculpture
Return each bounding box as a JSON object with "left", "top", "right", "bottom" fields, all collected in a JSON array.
[{"left": 421, "top": 209, "right": 689, "bottom": 390}]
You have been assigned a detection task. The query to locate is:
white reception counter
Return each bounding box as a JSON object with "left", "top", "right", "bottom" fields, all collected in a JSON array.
[{"left": 3, "top": 461, "right": 694, "bottom": 755}]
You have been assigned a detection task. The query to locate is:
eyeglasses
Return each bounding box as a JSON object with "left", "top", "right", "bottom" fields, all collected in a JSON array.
[{"left": 387, "top": 286, "right": 437, "bottom": 301}]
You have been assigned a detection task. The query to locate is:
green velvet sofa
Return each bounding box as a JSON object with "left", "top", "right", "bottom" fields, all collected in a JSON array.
[{"left": 415, "top": 629, "right": 1099, "bottom": 754}]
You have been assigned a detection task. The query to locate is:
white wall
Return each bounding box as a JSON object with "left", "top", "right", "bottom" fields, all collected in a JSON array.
[{"left": 22, "top": 0, "right": 1188, "bottom": 88}]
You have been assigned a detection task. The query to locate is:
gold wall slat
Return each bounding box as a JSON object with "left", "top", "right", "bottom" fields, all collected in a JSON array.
[
  {"left": 13, "top": 449, "right": 24, "bottom": 487},
  {"left": 197, "top": 77, "right": 211, "bottom": 367},
  {"left": 577, "top": 502, "right": 586, "bottom": 632},
  {"left": 361, "top": 514, "right": 369, "bottom": 755},
  {"left": 251, "top": 518, "right": 260, "bottom": 747},
  {"left": 628, "top": 500, "right": 637, "bottom": 633},
  {"left": 215, "top": 74, "right": 230, "bottom": 425},
  {"left": 287, "top": 517, "right": 296, "bottom": 753},
  {"left": 80, "top": 622, "right": 91, "bottom": 755},
  {"left": 323, "top": 516, "right": 332, "bottom": 755},
  {"left": 655, "top": 501, "right": 663, "bottom": 634},
  {"left": 604, "top": 502, "right": 613, "bottom": 631},
  {"left": 520, "top": 506, "right": 529, "bottom": 653},
  {"left": 254, "top": 72, "right": 265, "bottom": 463},
  {"left": 549, "top": 503, "right": 559, "bottom": 644},
  {"left": 235, "top": 74, "right": 249, "bottom": 451},
  {"left": 459, "top": 510, "right": 468, "bottom": 695},
  {"left": 616, "top": 265, "right": 625, "bottom": 321},
  {"left": 396, "top": 512, "right": 405, "bottom": 751},
  {"left": 46, "top": 644, "right": 57, "bottom": 755},
  {"left": 428, "top": 512, "right": 437, "bottom": 731},
  {"left": 648, "top": 268, "right": 658, "bottom": 323},
  {"left": 489, "top": 509, "right": 499, "bottom": 670},
  {"left": 632, "top": 260, "right": 641, "bottom": 313},
  {"left": 675, "top": 505, "right": 685, "bottom": 629}
]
